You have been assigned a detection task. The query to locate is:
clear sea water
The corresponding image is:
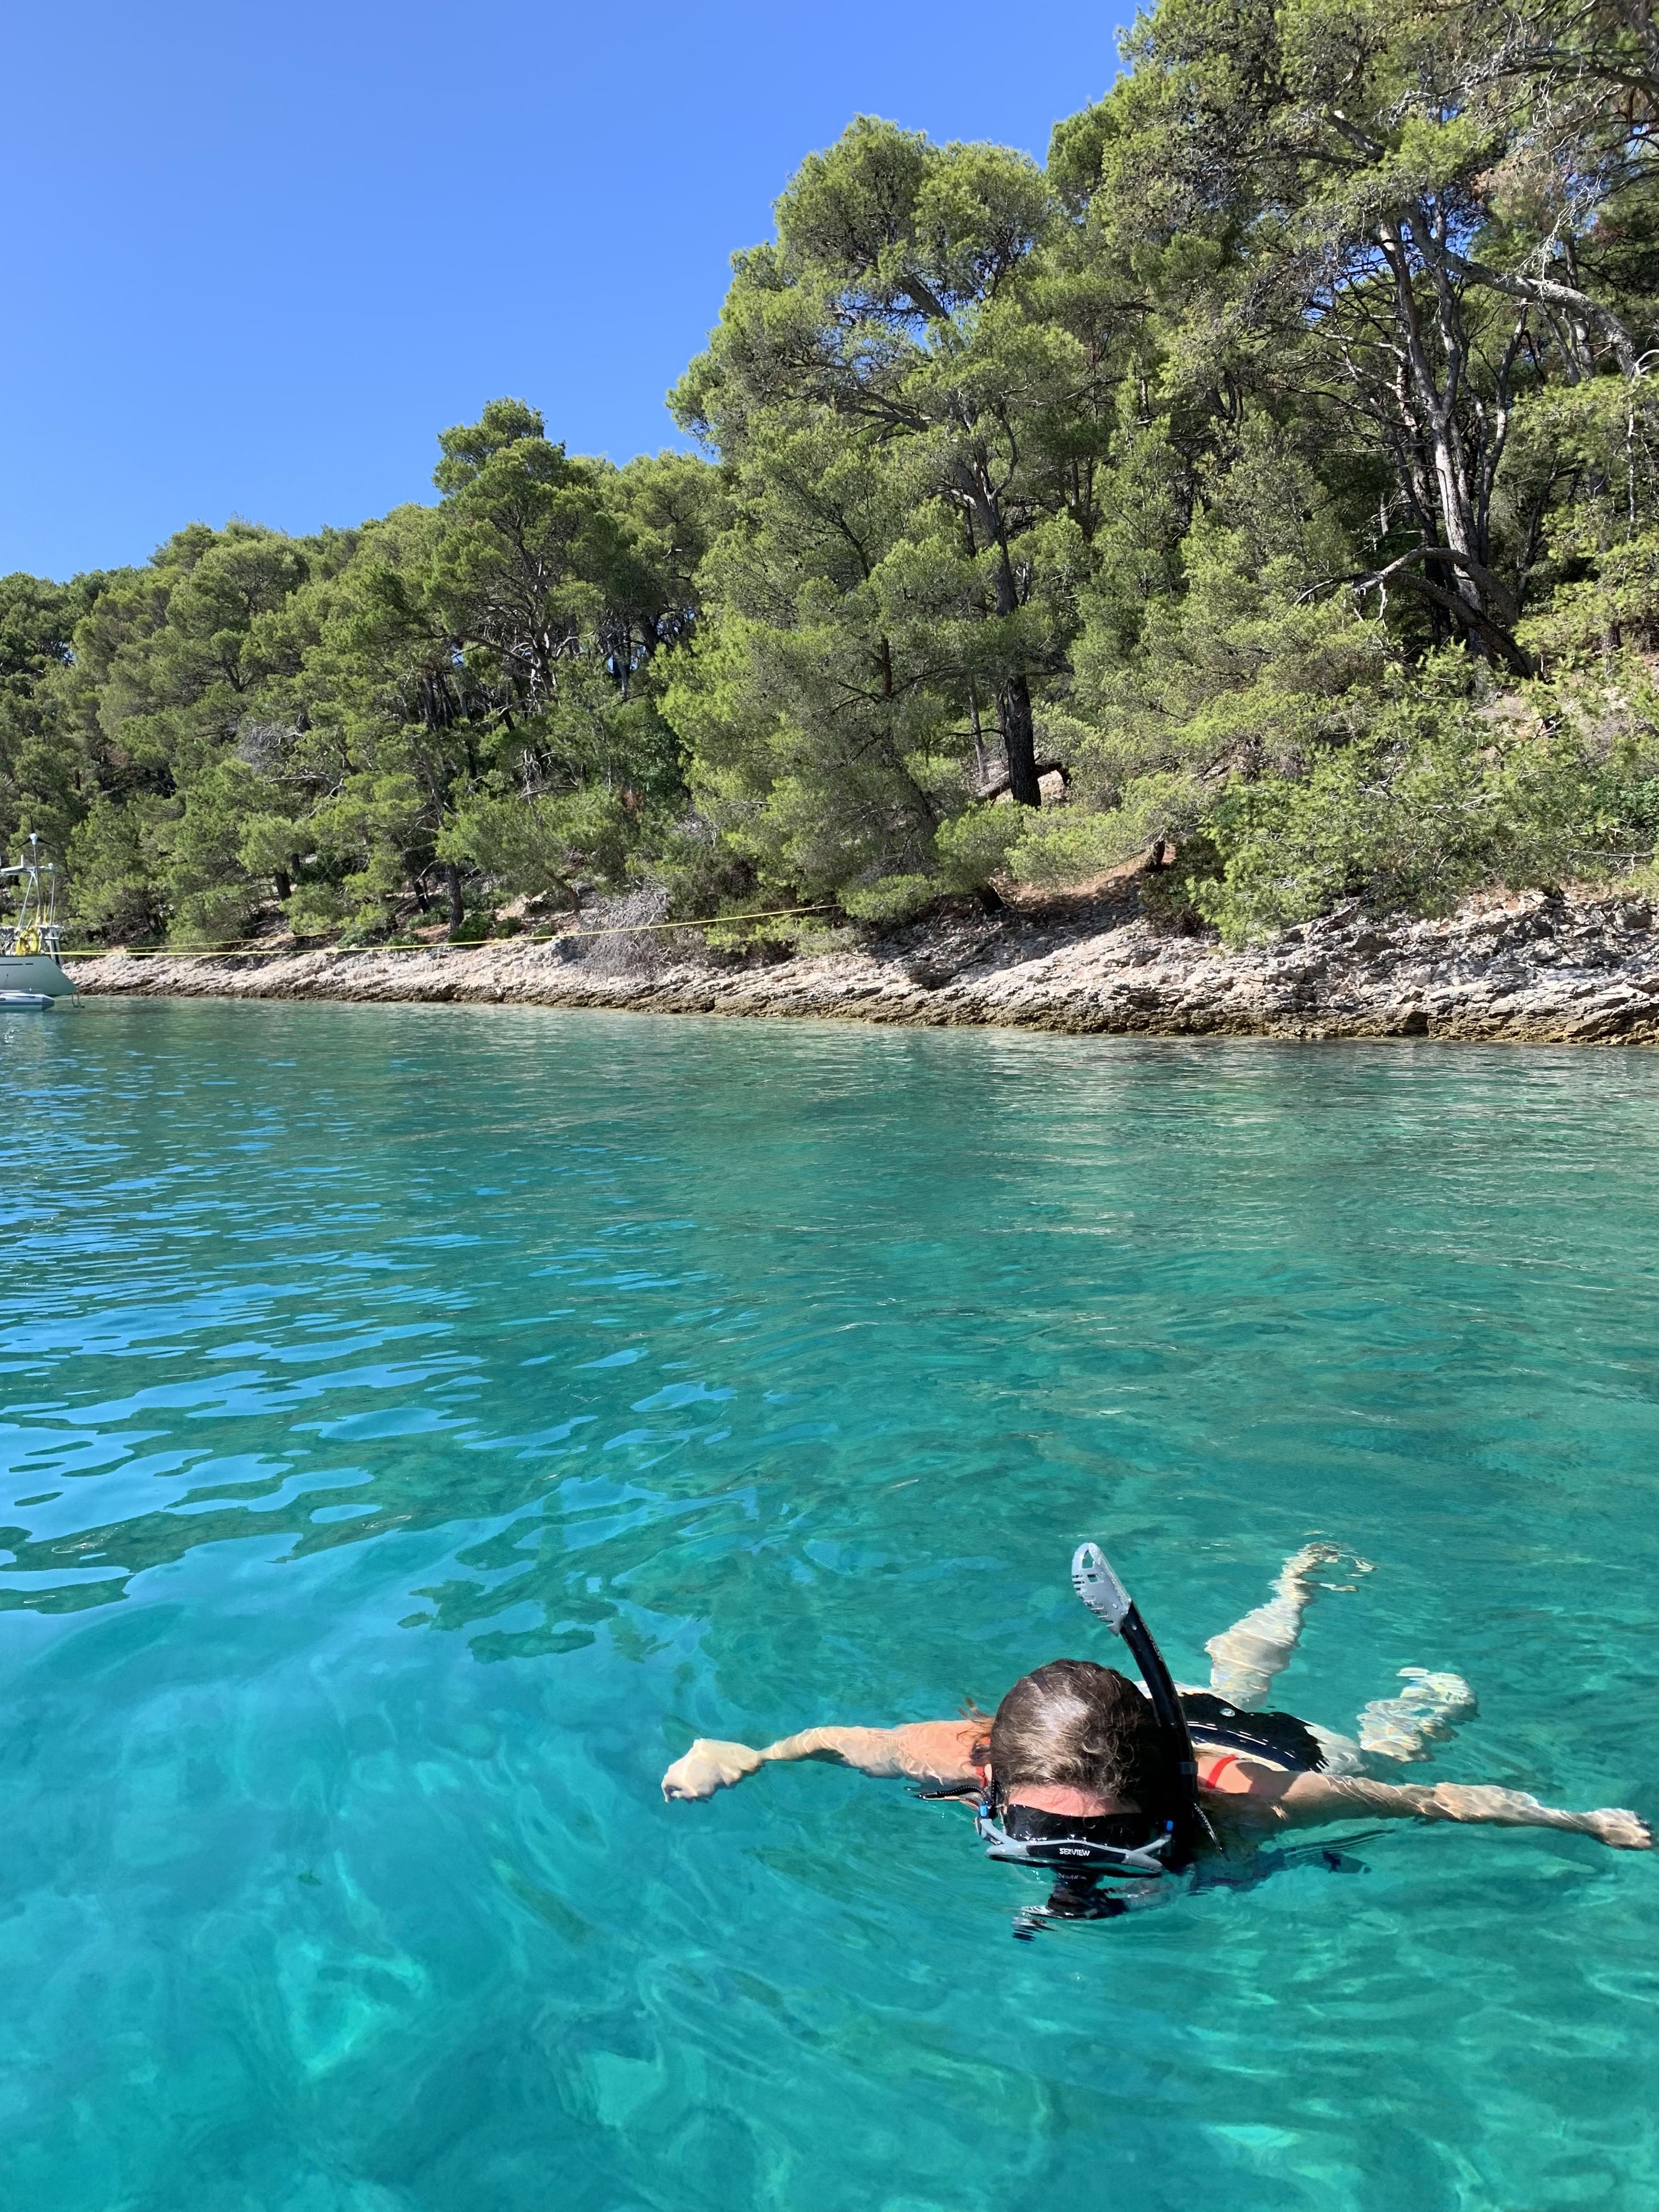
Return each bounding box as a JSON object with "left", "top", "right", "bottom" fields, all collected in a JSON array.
[{"left": 2, "top": 998, "right": 1655, "bottom": 2212}]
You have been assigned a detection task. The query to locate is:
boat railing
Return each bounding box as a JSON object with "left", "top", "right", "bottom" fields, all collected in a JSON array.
[
  {"left": 0, "top": 919, "right": 63, "bottom": 957},
  {"left": 0, "top": 843, "right": 63, "bottom": 958}
]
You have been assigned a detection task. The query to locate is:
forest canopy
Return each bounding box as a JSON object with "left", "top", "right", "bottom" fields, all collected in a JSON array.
[{"left": 5, "top": 0, "right": 1659, "bottom": 946}]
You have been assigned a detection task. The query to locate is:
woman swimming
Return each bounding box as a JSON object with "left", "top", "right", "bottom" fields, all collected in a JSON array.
[{"left": 661, "top": 1543, "right": 1651, "bottom": 1872}]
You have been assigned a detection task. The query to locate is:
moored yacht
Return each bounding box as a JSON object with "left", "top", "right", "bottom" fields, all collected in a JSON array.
[{"left": 0, "top": 837, "right": 76, "bottom": 1003}]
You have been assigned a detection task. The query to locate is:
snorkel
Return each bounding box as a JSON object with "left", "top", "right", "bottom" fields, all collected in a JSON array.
[{"left": 1069, "top": 1541, "right": 1215, "bottom": 1867}]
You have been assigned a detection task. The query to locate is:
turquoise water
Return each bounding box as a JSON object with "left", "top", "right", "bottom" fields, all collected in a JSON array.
[{"left": 2, "top": 1000, "right": 1656, "bottom": 2211}]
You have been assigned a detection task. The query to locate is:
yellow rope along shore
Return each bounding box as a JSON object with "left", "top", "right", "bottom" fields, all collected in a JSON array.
[{"left": 57, "top": 905, "right": 843, "bottom": 959}]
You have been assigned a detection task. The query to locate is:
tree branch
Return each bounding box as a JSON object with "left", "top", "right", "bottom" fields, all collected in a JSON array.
[
  {"left": 1440, "top": 250, "right": 1639, "bottom": 375},
  {"left": 1302, "top": 545, "right": 1533, "bottom": 674}
]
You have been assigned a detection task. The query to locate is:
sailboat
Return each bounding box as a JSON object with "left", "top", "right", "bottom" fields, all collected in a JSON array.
[{"left": 0, "top": 836, "right": 76, "bottom": 1007}]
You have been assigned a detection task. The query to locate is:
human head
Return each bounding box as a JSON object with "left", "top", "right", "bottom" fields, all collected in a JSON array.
[{"left": 988, "top": 1659, "right": 1173, "bottom": 1815}]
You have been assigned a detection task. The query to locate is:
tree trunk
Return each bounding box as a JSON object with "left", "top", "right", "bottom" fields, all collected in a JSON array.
[
  {"left": 1378, "top": 218, "right": 1502, "bottom": 654},
  {"left": 968, "top": 680, "right": 993, "bottom": 795},
  {"left": 1000, "top": 676, "right": 1041, "bottom": 806},
  {"left": 445, "top": 862, "right": 465, "bottom": 932},
  {"left": 981, "top": 506, "right": 1042, "bottom": 806}
]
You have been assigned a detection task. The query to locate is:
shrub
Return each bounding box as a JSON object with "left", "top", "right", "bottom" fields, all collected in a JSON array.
[{"left": 1194, "top": 674, "right": 1659, "bottom": 942}]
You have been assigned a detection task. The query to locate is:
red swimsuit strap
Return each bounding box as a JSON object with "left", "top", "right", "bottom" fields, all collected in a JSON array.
[{"left": 1200, "top": 1751, "right": 1242, "bottom": 1787}]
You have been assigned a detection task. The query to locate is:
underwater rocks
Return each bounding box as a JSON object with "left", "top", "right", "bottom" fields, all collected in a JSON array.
[{"left": 69, "top": 887, "right": 1659, "bottom": 1046}]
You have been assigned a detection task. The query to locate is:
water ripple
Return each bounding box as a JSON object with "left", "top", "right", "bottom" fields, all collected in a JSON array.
[{"left": 1, "top": 1002, "right": 1656, "bottom": 2209}]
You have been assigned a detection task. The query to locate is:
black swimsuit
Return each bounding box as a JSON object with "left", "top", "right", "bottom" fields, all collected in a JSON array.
[{"left": 1183, "top": 1692, "right": 1327, "bottom": 1775}]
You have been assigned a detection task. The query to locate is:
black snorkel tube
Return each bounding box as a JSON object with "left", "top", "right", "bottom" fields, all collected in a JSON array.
[{"left": 1070, "top": 1541, "right": 1217, "bottom": 1868}]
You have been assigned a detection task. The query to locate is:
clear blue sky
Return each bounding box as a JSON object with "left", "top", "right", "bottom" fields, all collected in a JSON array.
[{"left": 2, "top": 1, "right": 1133, "bottom": 581}]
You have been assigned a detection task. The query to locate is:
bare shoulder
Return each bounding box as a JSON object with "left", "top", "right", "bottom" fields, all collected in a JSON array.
[{"left": 885, "top": 1718, "right": 985, "bottom": 1784}]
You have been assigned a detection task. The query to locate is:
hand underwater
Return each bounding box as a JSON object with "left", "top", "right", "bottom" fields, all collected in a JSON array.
[
  {"left": 1584, "top": 1807, "right": 1653, "bottom": 1850},
  {"left": 662, "top": 1739, "right": 765, "bottom": 1802},
  {"left": 1429, "top": 1782, "right": 1653, "bottom": 1849}
]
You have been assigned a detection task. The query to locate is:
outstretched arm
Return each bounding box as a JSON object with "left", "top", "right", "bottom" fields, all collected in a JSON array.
[
  {"left": 1206, "top": 1757, "right": 1651, "bottom": 1850},
  {"left": 662, "top": 1719, "right": 981, "bottom": 1803}
]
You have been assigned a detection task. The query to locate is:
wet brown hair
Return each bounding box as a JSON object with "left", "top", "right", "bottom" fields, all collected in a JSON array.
[{"left": 988, "top": 1659, "right": 1176, "bottom": 1814}]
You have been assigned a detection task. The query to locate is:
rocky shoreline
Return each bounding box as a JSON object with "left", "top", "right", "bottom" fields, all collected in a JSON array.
[{"left": 64, "top": 886, "right": 1659, "bottom": 1045}]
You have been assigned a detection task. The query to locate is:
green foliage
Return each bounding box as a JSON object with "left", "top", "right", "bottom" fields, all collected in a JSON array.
[
  {"left": 839, "top": 873, "right": 941, "bottom": 924},
  {"left": 933, "top": 804, "right": 1020, "bottom": 889},
  {"left": 1007, "top": 774, "right": 1205, "bottom": 885},
  {"left": 11, "top": 3, "right": 1659, "bottom": 942},
  {"left": 1195, "top": 667, "right": 1659, "bottom": 941},
  {"left": 0, "top": 570, "right": 101, "bottom": 859},
  {"left": 65, "top": 794, "right": 166, "bottom": 943},
  {"left": 652, "top": 1, "right": 1659, "bottom": 932},
  {"left": 665, "top": 112, "right": 1118, "bottom": 902},
  {"left": 436, "top": 784, "right": 636, "bottom": 901},
  {"left": 7, "top": 410, "right": 710, "bottom": 941},
  {"left": 1521, "top": 534, "right": 1659, "bottom": 666}
]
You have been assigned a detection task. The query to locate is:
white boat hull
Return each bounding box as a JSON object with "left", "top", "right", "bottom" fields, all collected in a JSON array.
[{"left": 0, "top": 952, "right": 76, "bottom": 998}]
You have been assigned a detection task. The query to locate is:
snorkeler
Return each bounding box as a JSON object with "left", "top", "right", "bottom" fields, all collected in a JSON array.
[{"left": 662, "top": 1542, "right": 1651, "bottom": 1908}]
